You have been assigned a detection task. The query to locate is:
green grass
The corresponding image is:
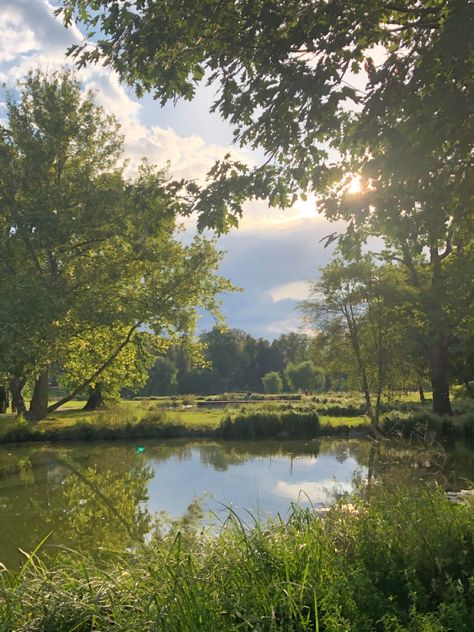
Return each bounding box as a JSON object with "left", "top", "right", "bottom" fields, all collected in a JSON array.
[
  {"left": 1, "top": 393, "right": 472, "bottom": 444},
  {"left": 1, "top": 482, "right": 473, "bottom": 631},
  {"left": 319, "top": 415, "right": 370, "bottom": 429}
]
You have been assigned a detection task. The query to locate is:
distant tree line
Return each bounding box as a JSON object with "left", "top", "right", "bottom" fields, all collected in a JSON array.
[{"left": 135, "top": 328, "right": 331, "bottom": 396}]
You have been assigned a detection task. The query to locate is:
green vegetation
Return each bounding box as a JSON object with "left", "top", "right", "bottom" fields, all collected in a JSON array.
[
  {"left": 1, "top": 481, "right": 473, "bottom": 630},
  {"left": 59, "top": 0, "right": 473, "bottom": 417},
  {"left": 261, "top": 371, "right": 283, "bottom": 394},
  {"left": 285, "top": 361, "right": 325, "bottom": 393},
  {"left": 0, "top": 70, "right": 233, "bottom": 423},
  {"left": 2, "top": 392, "right": 473, "bottom": 444}
]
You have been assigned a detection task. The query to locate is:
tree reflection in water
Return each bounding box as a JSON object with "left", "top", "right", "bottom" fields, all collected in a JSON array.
[{"left": 0, "top": 438, "right": 472, "bottom": 569}]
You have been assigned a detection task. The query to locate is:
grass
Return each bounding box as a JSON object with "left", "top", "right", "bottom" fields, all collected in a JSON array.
[
  {"left": 1, "top": 481, "right": 473, "bottom": 631},
  {"left": 1, "top": 393, "right": 472, "bottom": 444}
]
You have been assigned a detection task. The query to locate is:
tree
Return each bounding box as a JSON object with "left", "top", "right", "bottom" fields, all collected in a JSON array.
[
  {"left": 58, "top": 0, "right": 473, "bottom": 415},
  {"left": 0, "top": 70, "right": 232, "bottom": 421},
  {"left": 273, "top": 333, "right": 311, "bottom": 368},
  {"left": 199, "top": 327, "right": 249, "bottom": 391},
  {"left": 302, "top": 257, "right": 415, "bottom": 428},
  {"left": 59, "top": 325, "right": 156, "bottom": 409},
  {"left": 284, "top": 361, "right": 324, "bottom": 394},
  {"left": 140, "top": 356, "right": 179, "bottom": 397},
  {"left": 261, "top": 371, "right": 283, "bottom": 394}
]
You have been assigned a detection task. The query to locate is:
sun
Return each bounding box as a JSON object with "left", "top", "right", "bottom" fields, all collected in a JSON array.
[{"left": 347, "top": 176, "right": 362, "bottom": 194}]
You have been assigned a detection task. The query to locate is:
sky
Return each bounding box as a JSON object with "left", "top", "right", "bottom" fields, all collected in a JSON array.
[{"left": 0, "top": 0, "right": 347, "bottom": 339}]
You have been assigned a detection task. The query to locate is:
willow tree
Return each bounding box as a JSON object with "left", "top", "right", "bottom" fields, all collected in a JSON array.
[
  {"left": 0, "top": 70, "right": 232, "bottom": 421},
  {"left": 58, "top": 0, "right": 473, "bottom": 414}
]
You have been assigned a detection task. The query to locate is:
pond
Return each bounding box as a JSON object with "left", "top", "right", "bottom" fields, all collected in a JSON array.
[{"left": 1, "top": 438, "right": 474, "bottom": 569}]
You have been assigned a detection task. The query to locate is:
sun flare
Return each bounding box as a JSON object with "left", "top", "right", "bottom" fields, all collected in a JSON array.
[{"left": 347, "top": 176, "right": 362, "bottom": 194}]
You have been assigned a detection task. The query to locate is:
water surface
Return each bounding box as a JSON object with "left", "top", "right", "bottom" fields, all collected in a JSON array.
[{"left": 1, "top": 438, "right": 473, "bottom": 569}]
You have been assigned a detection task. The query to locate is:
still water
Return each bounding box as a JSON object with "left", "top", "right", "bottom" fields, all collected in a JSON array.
[{"left": 1, "top": 438, "right": 473, "bottom": 569}]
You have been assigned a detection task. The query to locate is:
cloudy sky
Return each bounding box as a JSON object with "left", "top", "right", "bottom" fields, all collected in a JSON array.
[{"left": 0, "top": 0, "right": 346, "bottom": 338}]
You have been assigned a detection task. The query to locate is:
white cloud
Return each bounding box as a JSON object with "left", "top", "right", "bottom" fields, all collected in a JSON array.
[
  {"left": 275, "top": 479, "right": 352, "bottom": 503},
  {"left": 0, "top": 0, "right": 247, "bottom": 185},
  {"left": 269, "top": 280, "right": 309, "bottom": 303},
  {"left": 0, "top": 12, "right": 38, "bottom": 62}
]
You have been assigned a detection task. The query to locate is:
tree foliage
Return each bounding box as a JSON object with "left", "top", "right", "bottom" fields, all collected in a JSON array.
[
  {"left": 285, "top": 361, "right": 325, "bottom": 393},
  {"left": 0, "top": 70, "right": 232, "bottom": 420},
  {"left": 261, "top": 371, "right": 283, "bottom": 395},
  {"left": 57, "top": 0, "right": 474, "bottom": 414}
]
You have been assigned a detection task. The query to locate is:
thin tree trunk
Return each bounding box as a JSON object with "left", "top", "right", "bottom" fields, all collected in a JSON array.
[
  {"left": 418, "top": 385, "right": 426, "bottom": 403},
  {"left": 430, "top": 337, "right": 452, "bottom": 415},
  {"left": 343, "top": 304, "right": 379, "bottom": 431},
  {"left": 427, "top": 246, "right": 453, "bottom": 416},
  {"left": 0, "top": 385, "right": 7, "bottom": 414},
  {"left": 28, "top": 367, "right": 49, "bottom": 422},
  {"left": 9, "top": 377, "right": 27, "bottom": 417},
  {"left": 83, "top": 383, "right": 107, "bottom": 411}
]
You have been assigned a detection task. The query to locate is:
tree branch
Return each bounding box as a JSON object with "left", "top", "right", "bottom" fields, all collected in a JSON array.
[{"left": 47, "top": 322, "right": 142, "bottom": 414}]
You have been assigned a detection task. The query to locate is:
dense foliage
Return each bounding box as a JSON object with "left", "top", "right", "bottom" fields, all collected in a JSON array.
[
  {"left": 0, "top": 71, "right": 232, "bottom": 421},
  {"left": 139, "top": 329, "right": 317, "bottom": 396}
]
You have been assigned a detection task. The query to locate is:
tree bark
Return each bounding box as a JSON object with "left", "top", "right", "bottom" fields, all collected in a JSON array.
[
  {"left": 427, "top": 246, "right": 453, "bottom": 416},
  {"left": 0, "top": 385, "right": 8, "bottom": 414},
  {"left": 418, "top": 385, "right": 426, "bottom": 403},
  {"left": 430, "top": 337, "right": 453, "bottom": 415},
  {"left": 48, "top": 322, "right": 141, "bottom": 415},
  {"left": 83, "top": 383, "right": 107, "bottom": 411},
  {"left": 9, "top": 377, "right": 27, "bottom": 417},
  {"left": 28, "top": 368, "right": 50, "bottom": 422}
]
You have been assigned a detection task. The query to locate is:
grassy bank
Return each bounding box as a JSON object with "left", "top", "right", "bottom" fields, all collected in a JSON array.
[
  {"left": 1, "top": 483, "right": 473, "bottom": 630},
  {"left": 1, "top": 395, "right": 473, "bottom": 444}
]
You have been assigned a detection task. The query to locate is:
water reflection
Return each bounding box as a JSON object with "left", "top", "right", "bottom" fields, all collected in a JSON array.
[{"left": 0, "top": 438, "right": 473, "bottom": 569}]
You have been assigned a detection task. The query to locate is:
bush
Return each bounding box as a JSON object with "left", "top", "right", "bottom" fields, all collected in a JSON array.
[
  {"left": 285, "top": 361, "right": 325, "bottom": 392},
  {"left": 261, "top": 371, "right": 283, "bottom": 394}
]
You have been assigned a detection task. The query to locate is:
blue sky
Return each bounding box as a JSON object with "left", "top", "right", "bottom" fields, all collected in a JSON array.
[{"left": 0, "top": 0, "right": 345, "bottom": 338}]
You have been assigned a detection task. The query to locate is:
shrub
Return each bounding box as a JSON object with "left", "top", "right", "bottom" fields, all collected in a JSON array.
[
  {"left": 285, "top": 361, "right": 325, "bottom": 392},
  {"left": 261, "top": 371, "right": 283, "bottom": 394}
]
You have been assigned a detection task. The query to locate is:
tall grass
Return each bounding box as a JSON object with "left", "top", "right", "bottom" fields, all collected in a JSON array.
[
  {"left": 219, "top": 404, "right": 320, "bottom": 439},
  {"left": 1, "top": 482, "right": 473, "bottom": 631}
]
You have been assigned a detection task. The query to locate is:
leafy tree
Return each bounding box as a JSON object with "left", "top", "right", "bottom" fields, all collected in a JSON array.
[
  {"left": 302, "top": 258, "right": 414, "bottom": 428},
  {"left": 179, "top": 367, "right": 226, "bottom": 395},
  {"left": 140, "top": 356, "right": 179, "bottom": 397},
  {"left": 59, "top": 0, "right": 473, "bottom": 415},
  {"left": 244, "top": 337, "right": 283, "bottom": 391},
  {"left": 199, "top": 327, "right": 249, "bottom": 391},
  {"left": 0, "top": 70, "right": 232, "bottom": 421},
  {"left": 284, "top": 361, "right": 324, "bottom": 394},
  {"left": 261, "top": 371, "right": 283, "bottom": 394},
  {"left": 272, "top": 333, "right": 311, "bottom": 368},
  {"left": 59, "top": 326, "right": 156, "bottom": 409}
]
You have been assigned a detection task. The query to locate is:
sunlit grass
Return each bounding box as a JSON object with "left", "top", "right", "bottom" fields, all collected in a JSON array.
[
  {"left": 319, "top": 415, "right": 369, "bottom": 428},
  {"left": 1, "top": 483, "right": 473, "bottom": 630}
]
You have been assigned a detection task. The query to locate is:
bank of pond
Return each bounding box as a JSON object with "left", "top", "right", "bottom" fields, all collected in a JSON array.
[
  {"left": 0, "top": 436, "right": 473, "bottom": 630},
  {"left": 1, "top": 396, "right": 474, "bottom": 444}
]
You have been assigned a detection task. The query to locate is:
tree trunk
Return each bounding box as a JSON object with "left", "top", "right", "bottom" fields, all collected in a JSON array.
[
  {"left": 28, "top": 368, "right": 50, "bottom": 422},
  {"left": 418, "top": 385, "right": 426, "bottom": 403},
  {"left": 0, "top": 385, "right": 8, "bottom": 414},
  {"left": 430, "top": 338, "right": 452, "bottom": 415},
  {"left": 9, "top": 377, "right": 27, "bottom": 417},
  {"left": 83, "top": 383, "right": 107, "bottom": 411}
]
